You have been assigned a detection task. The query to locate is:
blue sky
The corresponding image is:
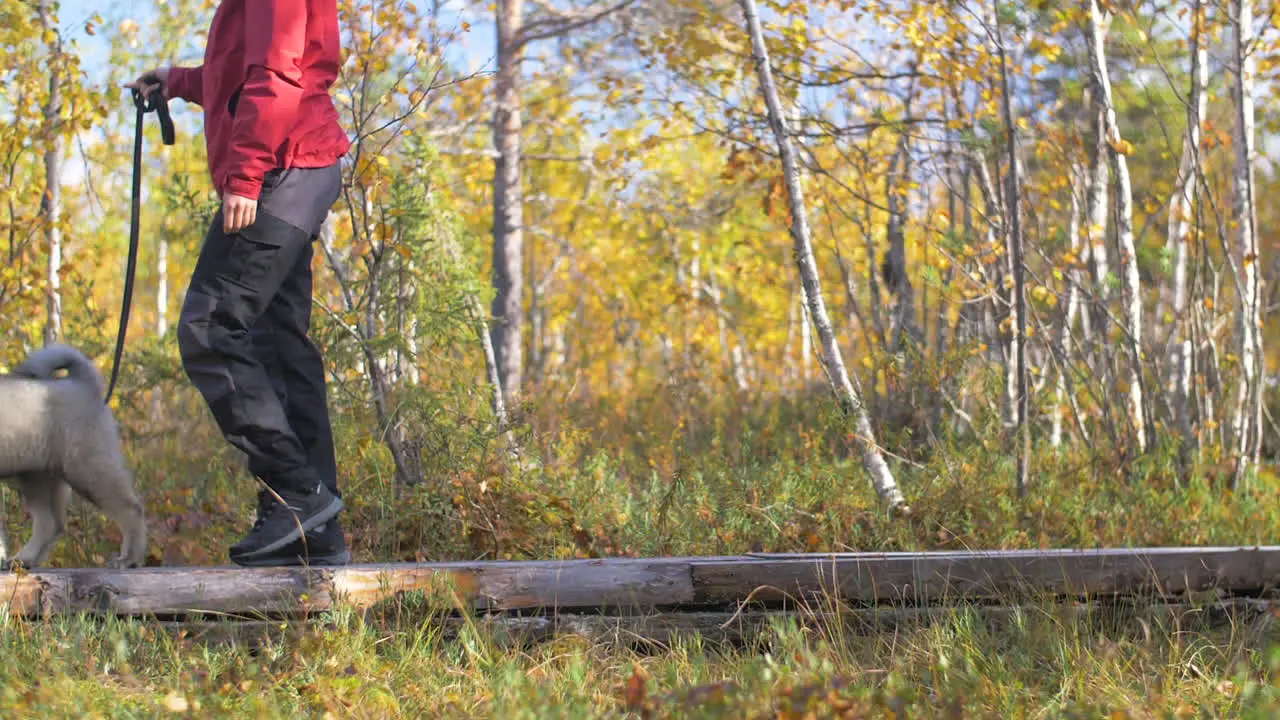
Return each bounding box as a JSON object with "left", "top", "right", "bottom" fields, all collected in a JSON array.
[{"left": 55, "top": 0, "right": 499, "bottom": 85}]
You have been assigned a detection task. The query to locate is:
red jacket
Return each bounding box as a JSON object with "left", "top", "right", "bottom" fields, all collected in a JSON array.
[{"left": 166, "top": 0, "right": 351, "bottom": 200}]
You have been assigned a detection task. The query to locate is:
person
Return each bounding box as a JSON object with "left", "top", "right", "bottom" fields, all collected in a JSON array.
[{"left": 128, "top": 0, "right": 352, "bottom": 567}]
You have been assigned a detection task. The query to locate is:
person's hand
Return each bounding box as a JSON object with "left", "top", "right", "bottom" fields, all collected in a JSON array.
[
  {"left": 124, "top": 68, "right": 169, "bottom": 98},
  {"left": 222, "top": 191, "right": 258, "bottom": 233}
]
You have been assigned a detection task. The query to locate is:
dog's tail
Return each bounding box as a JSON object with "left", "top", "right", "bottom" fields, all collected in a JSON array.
[{"left": 13, "top": 343, "right": 106, "bottom": 398}]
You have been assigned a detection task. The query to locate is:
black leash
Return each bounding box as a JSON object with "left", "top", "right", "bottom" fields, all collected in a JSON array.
[{"left": 105, "top": 82, "right": 175, "bottom": 405}]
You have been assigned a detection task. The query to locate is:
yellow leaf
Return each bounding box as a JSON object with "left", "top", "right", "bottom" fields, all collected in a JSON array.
[
  {"left": 1108, "top": 137, "right": 1134, "bottom": 155},
  {"left": 161, "top": 692, "right": 189, "bottom": 713}
]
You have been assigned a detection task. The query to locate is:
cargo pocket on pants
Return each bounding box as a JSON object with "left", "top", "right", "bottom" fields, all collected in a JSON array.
[{"left": 217, "top": 235, "right": 282, "bottom": 293}]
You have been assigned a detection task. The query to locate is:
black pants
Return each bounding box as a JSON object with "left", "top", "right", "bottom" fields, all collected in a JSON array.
[{"left": 178, "top": 164, "right": 342, "bottom": 497}]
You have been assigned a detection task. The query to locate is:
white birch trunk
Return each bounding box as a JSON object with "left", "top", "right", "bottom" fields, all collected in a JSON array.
[
  {"left": 43, "top": 136, "right": 62, "bottom": 347},
  {"left": 1231, "top": 0, "right": 1263, "bottom": 481},
  {"left": 786, "top": 101, "right": 814, "bottom": 384},
  {"left": 1087, "top": 0, "right": 1147, "bottom": 451},
  {"left": 406, "top": 317, "right": 420, "bottom": 385},
  {"left": 470, "top": 294, "right": 521, "bottom": 461},
  {"left": 969, "top": 154, "right": 1011, "bottom": 381},
  {"left": 1085, "top": 105, "right": 1110, "bottom": 335},
  {"left": 1206, "top": 270, "right": 1223, "bottom": 448},
  {"left": 731, "top": 343, "right": 749, "bottom": 391},
  {"left": 1053, "top": 165, "right": 1087, "bottom": 449},
  {"left": 1168, "top": 0, "right": 1207, "bottom": 447},
  {"left": 39, "top": 0, "right": 62, "bottom": 347},
  {"left": 740, "top": 0, "right": 907, "bottom": 512},
  {"left": 994, "top": 4, "right": 1030, "bottom": 497},
  {"left": 884, "top": 139, "right": 917, "bottom": 358}
]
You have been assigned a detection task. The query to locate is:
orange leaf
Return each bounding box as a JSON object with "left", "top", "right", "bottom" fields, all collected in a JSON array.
[{"left": 622, "top": 663, "right": 649, "bottom": 710}]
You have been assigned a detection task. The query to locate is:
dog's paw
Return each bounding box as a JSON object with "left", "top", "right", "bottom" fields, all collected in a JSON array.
[{"left": 105, "top": 556, "right": 139, "bottom": 570}]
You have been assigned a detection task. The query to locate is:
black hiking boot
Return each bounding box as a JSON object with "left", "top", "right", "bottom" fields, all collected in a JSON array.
[
  {"left": 230, "top": 511, "right": 351, "bottom": 567},
  {"left": 228, "top": 483, "right": 344, "bottom": 565}
]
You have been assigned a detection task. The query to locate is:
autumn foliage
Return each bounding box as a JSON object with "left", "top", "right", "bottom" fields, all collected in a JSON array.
[
  {"left": 0, "top": 0, "right": 1274, "bottom": 568},
  {"left": 2, "top": 0, "right": 1280, "bottom": 715}
]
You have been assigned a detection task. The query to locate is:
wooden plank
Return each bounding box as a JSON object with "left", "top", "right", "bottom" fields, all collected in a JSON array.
[
  {"left": 332, "top": 558, "right": 695, "bottom": 611},
  {"left": 0, "top": 566, "right": 339, "bottom": 617},
  {"left": 0, "top": 559, "right": 696, "bottom": 617},
  {"left": 0, "top": 547, "right": 1273, "bottom": 618},
  {"left": 691, "top": 546, "right": 1280, "bottom": 604},
  {"left": 151, "top": 598, "right": 1277, "bottom": 650},
  {"left": 461, "top": 598, "right": 1278, "bottom": 649},
  {"left": 24, "top": 566, "right": 324, "bottom": 617},
  {"left": 0, "top": 571, "right": 54, "bottom": 616}
]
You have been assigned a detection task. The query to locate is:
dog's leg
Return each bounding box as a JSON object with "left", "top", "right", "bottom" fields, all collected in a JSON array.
[
  {"left": 63, "top": 463, "right": 147, "bottom": 570},
  {"left": 10, "top": 473, "right": 69, "bottom": 569},
  {"left": 100, "top": 487, "right": 147, "bottom": 570}
]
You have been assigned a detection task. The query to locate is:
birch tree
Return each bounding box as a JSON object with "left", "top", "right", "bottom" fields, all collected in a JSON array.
[
  {"left": 1166, "top": 0, "right": 1207, "bottom": 450},
  {"left": 37, "top": 0, "right": 62, "bottom": 346},
  {"left": 1086, "top": 0, "right": 1147, "bottom": 452},
  {"left": 993, "top": 2, "right": 1029, "bottom": 496},
  {"left": 1230, "top": 0, "right": 1263, "bottom": 483},
  {"left": 883, "top": 136, "right": 917, "bottom": 359},
  {"left": 739, "top": 0, "right": 907, "bottom": 513},
  {"left": 1052, "top": 163, "right": 1087, "bottom": 449}
]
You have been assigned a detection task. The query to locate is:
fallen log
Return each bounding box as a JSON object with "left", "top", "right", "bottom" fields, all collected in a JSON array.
[
  {"left": 152, "top": 598, "right": 1277, "bottom": 650},
  {"left": 0, "top": 546, "right": 1274, "bottom": 619}
]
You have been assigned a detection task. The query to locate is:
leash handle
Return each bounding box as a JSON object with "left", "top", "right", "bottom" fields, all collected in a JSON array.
[
  {"left": 105, "top": 83, "right": 174, "bottom": 404},
  {"left": 130, "top": 81, "right": 175, "bottom": 146}
]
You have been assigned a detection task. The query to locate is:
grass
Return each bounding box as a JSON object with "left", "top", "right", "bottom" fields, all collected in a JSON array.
[
  {"left": 0, "top": 599, "right": 1273, "bottom": 717},
  {"left": 0, "top": 359, "right": 1276, "bottom": 716}
]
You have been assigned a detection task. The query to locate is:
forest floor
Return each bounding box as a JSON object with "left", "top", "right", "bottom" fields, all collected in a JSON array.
[{"left": 0, "top": 386, "right": 1276, "bottom": 717}]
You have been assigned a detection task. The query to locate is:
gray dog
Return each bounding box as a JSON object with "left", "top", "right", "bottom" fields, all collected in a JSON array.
[{"left": 0, "top": 343, "right": 147, "bottom": 569}]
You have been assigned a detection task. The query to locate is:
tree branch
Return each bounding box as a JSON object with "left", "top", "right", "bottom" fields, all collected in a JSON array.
[{"left": 518, "top": 0, "right": 638, "bottom": 48}]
